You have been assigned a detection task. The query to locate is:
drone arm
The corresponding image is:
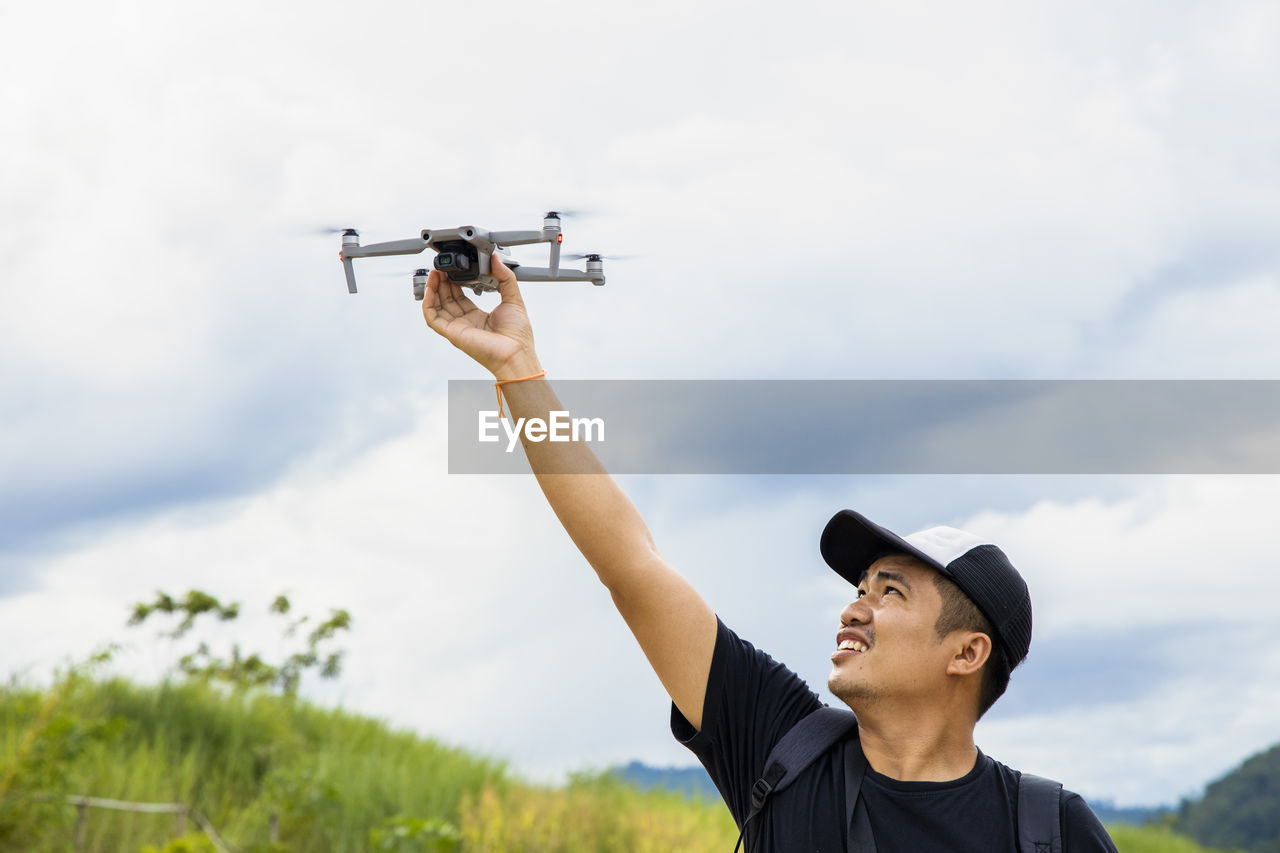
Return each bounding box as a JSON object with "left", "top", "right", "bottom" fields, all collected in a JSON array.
[
  {"left": 341, "top": 254, "right": 358, "bottom": 293},
  {"left": 488, "top": 230, "right": 548, "bottom": 247},
  {"left": 513, "top": 266, "right": 605, "bottom": 286},
  {"left": 342, "top": 237, "right": 429, "bottom": 258}
]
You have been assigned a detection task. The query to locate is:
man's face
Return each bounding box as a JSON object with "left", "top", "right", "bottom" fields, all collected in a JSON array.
[{"left": 827, "top": 555, "right": 956, "bottom": 710}]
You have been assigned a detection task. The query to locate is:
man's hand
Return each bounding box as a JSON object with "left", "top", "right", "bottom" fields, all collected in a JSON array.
[{"left": 421, "top": 254, "right": 540, "bottom": 379}]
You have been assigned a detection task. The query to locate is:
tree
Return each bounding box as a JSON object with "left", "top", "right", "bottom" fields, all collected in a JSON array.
[
  {"left": 128, "top": 590, "right": 352, "bottom": 697},
  {"left": 1176, "top": 741, "right": 1280, "bottom": 853}
]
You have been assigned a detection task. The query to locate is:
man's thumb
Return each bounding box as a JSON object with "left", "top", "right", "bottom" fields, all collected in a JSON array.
[{"left": 492, "top": 253, "right": 524, "bottom": 304}]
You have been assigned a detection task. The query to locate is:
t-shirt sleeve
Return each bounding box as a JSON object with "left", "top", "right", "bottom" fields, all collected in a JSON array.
[
  {"left": 670, "top": 616, "right": 826, "bottom": 826},
  {"left": 1062, "top": 792, "right": 1119, "bottom": 853}
]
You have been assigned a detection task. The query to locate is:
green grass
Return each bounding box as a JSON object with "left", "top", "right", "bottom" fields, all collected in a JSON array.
[
  {"left": 1, "top": 677, "right": 507, "bottom": 851},
  {"left": 1111, "top": 823, "right": 1240, "bottom": 853}
]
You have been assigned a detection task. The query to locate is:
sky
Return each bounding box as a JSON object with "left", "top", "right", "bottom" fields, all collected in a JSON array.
[{"left": 3, "top": 0, "right": 1279, "bottom": 809}]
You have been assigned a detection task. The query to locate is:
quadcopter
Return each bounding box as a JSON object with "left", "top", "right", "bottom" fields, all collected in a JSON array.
[{"left": 336, "top": 211, "right": 606, "bottom": 300}]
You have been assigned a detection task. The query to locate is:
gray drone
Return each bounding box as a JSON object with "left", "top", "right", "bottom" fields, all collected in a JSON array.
[{"left": 337, "top": 211, "right": 606, "bottom": 300}]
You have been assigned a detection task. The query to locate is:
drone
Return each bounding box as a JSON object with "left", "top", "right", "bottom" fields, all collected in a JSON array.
[{"left": 336, "top": 211, "right": 606, "bottom": 300}]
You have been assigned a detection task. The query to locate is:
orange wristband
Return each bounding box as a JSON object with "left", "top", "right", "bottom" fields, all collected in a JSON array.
[{"left": 494, "top": 370, "right": 546, "bottom": 419}]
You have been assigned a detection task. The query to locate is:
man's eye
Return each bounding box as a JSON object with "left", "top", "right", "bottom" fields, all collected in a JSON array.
[
  {"left": 885, "top": 585, "right": 901, "bottom": 596},
  {"left": 856, "top": 588, "right": 867, "bottom": 599}
]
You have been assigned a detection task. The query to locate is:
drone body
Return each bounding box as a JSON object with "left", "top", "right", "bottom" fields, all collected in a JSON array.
[{"left": 337, "top": 212, "right": 606, "bottom": 299}]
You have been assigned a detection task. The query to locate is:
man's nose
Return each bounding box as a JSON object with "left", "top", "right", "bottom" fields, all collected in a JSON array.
[{"left": 840, "top": 597, "right": 871, "bottom": 627}]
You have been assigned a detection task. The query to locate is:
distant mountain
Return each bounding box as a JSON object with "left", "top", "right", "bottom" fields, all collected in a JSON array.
[
  {"left": 611, "top": 761, "right": 720, "bottom": 800},
  {"left": 1084, "top": 799, "right": 1170, "bottom": 827},
  {"left": 1175, "top": 742, "right": 1280, "bottom": 853}
]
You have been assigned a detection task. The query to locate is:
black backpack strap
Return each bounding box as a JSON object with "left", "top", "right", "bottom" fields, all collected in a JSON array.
[
  {"left": 735, "top": 707, "right": 858, "bottom": 852},
  {"left": 1017, "top": 772, "right": 1063, "bottom": 853},
  {"left": 843, "top": 736, "right": 876, "bottom": 852}
]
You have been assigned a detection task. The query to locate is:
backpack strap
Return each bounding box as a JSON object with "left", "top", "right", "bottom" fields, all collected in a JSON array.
[
  {"left": 735, "top": 707, "right": 858, "bottom": 852},
  {"left": 843, "top": 736, "right": 877, "bottom": 852},
  {"left": 1017, "top": 772, "right": 1063, "bottom": 853}
]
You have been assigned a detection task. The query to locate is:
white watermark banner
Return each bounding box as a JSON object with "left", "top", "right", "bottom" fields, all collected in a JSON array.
[{"left": 447, "top": 380, "right": 1280, "bottom": 474}]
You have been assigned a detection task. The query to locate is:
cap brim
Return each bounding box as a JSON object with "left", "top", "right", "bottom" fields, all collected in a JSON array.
[{"left": 820, "top": 509, "right": 949, "bottom": 586}]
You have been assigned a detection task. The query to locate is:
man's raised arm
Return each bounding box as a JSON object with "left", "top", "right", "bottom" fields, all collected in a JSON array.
[{"left": 421, "top": 256, "right": 718, "bottom": 730}]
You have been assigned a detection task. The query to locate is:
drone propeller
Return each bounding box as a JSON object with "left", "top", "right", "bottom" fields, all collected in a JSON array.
[
  {"left": 365, "top": 268, "right": 433, "bottom": 300},
  {"left": 563, "top": 252, "right": 635, "bottom": 261},
  {"left": 372, "top": 268, "right": 427, "bottom": 277},
  {"left": 314, "top": 226, "right": 360, "bottom": 236},
  {"left": 543, "top": 208, "right": 595, "bottom": 220}
]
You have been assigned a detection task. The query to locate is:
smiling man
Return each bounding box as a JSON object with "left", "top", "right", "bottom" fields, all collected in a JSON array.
[{"left": 420, "top": 258, "right": 1117, "bottom": 852}]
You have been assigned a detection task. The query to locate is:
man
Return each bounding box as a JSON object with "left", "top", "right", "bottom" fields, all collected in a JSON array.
[{"left": 420, "top": 257, "right": 1117, "bottom": 852}]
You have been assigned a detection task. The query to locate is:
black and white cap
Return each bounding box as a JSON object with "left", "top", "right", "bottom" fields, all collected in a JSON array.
[{"left": 820, "top": 510, "right": 1033, "bottom": 669}]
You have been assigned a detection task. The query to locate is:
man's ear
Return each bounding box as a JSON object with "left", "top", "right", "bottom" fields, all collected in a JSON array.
[{"left": 945, "top": 631, "right": 992, "bottom": 677}]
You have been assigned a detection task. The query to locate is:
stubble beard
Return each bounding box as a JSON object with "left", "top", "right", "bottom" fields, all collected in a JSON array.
[{"left": 828, "top": 668, "right": 883, "bottom": 710}]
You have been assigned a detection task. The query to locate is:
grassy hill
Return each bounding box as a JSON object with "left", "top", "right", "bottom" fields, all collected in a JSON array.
[
  {"left": 0, "top": 674, "right": 1240, "bottom": 852},
  {"left": 0, "top": 675, "right": 738, "bottom": 851},
  {"left": 1174, "top": 742, "right": 1280, "bottom": 853}
]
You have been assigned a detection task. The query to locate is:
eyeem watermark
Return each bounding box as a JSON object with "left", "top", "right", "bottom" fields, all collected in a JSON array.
[
  {"left": 478, "top": 410, "right": 606, "bottom": 453},
  {"left": 451, "top": 379, "right": 1280, "bottom": 473}
]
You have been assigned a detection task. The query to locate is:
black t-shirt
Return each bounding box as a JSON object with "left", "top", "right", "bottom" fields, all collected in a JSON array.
[{"left": 671, "top": 617, "right": 1118, "bottom": 853}]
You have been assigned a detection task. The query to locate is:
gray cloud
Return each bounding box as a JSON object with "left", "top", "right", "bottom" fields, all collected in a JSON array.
[{"left": 991, "top": 625, "right": 1186, "bottom": 717}]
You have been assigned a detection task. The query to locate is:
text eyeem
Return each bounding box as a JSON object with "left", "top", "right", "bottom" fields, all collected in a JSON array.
[{"left": 478, "top": 410, "right": 605, "bottom": 453}]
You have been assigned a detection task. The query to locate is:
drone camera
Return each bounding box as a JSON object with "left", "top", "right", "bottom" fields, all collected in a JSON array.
[{"left": 432, "top": 240, "right": 481, "bottom": 282}]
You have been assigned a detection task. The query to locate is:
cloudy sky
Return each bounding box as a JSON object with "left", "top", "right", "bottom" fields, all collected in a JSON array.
[{"left": 3, "top": 0, "right": 1279, "bottom": 809}]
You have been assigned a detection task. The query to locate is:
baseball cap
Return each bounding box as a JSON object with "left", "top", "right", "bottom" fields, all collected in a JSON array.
[{"left": 820, "top": 510, "right": 1032, "bottom": 669}]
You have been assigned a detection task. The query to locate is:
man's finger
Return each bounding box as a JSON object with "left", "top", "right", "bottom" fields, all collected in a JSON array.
[
  {"left": 423, "top": 269, "right": 470, "bottom": 330},
  {"left": 444, "top": 275, "right": 481, "bottom": 317},
  {"left": 431, "top": 270, "right": 470, "bottom": 317},
  {"left": 422, "top": 269, "right": 450, "bottom": 330},
  {"left": 492, "top": 253, "right": 525, "bottom": 308}
]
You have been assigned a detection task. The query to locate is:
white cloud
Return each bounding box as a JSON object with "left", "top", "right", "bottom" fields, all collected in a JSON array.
[
  {"left": 980, "top": 634, "right": 1280, "bottom": 806},
  {"left": 963, "top": 479, "right": 1280, "bottom": 804},
  {"left": 965, "top": 477, "right": 1280, "bottom": 634},
  {"left": 1084, "top": 274, "right": 1280, "bottom": 377}
]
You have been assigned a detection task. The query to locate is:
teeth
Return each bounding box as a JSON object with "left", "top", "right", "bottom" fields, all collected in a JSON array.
[{"left": 838, "top": 640, "right": 867, "bottom": 652}]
